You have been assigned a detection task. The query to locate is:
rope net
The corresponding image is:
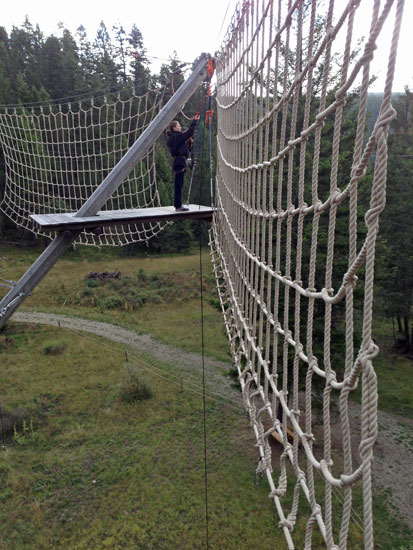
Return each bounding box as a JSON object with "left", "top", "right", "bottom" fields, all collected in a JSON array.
[
  {"left": 210, "top": 0, "right": 404, "bottom": 548},
  {"left": 0, "top": 87, "right": 166, "bottom": 246}
]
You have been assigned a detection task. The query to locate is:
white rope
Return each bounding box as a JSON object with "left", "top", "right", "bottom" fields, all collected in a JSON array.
[
  {"left": 210, "top": 0, "right": 404, "bottom": 548},
  {"left": 0, "top": 87, "right": 167, "bottom": 246}
]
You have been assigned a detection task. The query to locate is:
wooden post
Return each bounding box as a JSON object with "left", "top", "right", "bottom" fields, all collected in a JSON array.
[{"left": 0, "top": 54, "right": 210, "bottom": 329}]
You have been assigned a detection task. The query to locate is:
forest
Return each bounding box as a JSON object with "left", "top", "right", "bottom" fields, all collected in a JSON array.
[{"left": 0, "top": 18, "right": 412, "bottom": 354}]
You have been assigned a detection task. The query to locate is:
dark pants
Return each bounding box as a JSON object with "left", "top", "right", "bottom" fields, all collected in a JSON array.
[{"left": 174, "top": 169, "right": 185, "bottom": 208}]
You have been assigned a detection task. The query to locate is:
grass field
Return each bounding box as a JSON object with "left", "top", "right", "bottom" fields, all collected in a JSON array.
[
  {"left": 1, "top": 242, "right": 412, "bottom": 549},
  {"left": 0, "top": 243, "right": 230, "bottom": 362},
  {"left": 1, "top": 323, "right": 412, "bottom": 550},
  {"left": 1, "top": 242, "right": 412, "bottom": 417}
]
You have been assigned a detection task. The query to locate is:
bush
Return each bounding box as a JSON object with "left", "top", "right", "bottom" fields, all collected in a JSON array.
[
  {"left": 79, "top": 287, "right": 95, "bottom": 297},
  {"left": 0, "top": 406, "right": 28, "bottom": 438},
  {"left": 85, "top": 279, "right": 100, "bottom": 288},
  {"left": 101, "top": 296, "right": 123, "bottom": 310},
  {"left": 137, "top": 268, "right": 147, "bottom": 282},
  {"left": 119, "top": 364, "right": 154, "bottom": 403},
  {"left": 43, "top": 340, "right": 67, "bottom": 355}
]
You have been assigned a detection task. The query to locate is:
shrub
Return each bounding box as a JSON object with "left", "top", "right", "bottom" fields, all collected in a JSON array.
[
  {"left": 85, "top": 279, "right": 100, "bottom": 288},
  {"left": 43, "top": 340, "right": 67, "bottom": 355},
  {"left": 101, "top": 296, "right": 123, "bottom": 310},
  {"left": 80, "top": 287, "right": 95, "bottom": 297},
  {"left": 137, "top": 268, "right": 147, "bottom": 282},
  {"left": 119, "top": 364, "right": 154, "bottom": 403},
  {"left": 0, "top": 406, "right": 28, "bottom": 438}
]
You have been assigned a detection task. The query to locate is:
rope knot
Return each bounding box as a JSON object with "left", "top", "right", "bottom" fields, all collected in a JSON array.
[
  {"left": 331, "top": 187, "right": 341, "bottom": 204},
  {"left": 302, "top": 431, "right": 315, "bottom": 443},
  {"left": 281, "top": 443, "right": 292, "bottom": 458},
  {"left": 290, "top": 408, "right": 301, "bottom": 420},
  {"left": 296, "top": 468, "right": 305, "bottom": 483},
  {"left": 360, "top": 41, "right": 377, "bottom": 65},
  {"left": 299, "top": 201, "right": 309, "bottom": 215},
  {"left": 278, "top": 518, "right": 294, "bottom": 531},
  {"left": 343, "top": 272, "right": 358, "bottom": 288},
  {"left": 295, "top": 342, "right": 304, "bottom": 357},
  {"left": 326, "top": 370, "right": 337, "bottom": 387},
  {"left": 325, "top": 24, "right": 335, "bottom": 40},
  {"left": 351, "top": 163, "right": 366, "bottom": 179},
  {"left": 359, "top": 433, "right": 377, "bottom": 460},
  {"left": 334, "top": 92, "right": 347, "bottom": 108},
  {"left": 269, "top": 487, "right": 285, "bottom": 498},
  {"left": 360, "top": 341, "right": 379, "bottom": 368},
  {"left": 308, "top": 355, "right": 318, "bottom": 372},
  {"left": 373, "top": 105, "right": 397, "bottom": 135},
  {"left": 313, "top": 198, "right": 323, "bottom": 213},
  {"left": 311, "top": 504, "right": 322, "bottom": 518},
  {"left": 308, "top": 55, "right": 317, "bottom": 69},
  {"left": 321, "top": 287, "right": 334, "bottom": 301}
]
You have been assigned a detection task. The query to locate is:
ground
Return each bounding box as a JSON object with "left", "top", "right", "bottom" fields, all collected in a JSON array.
[{"left": 12, "top": 310, "right": 413, "bottom": 532}]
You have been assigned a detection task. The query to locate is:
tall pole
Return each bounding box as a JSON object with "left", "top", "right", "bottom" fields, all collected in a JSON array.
[{"left": 0, "top": 54, "right": 210, "bottom": 329}]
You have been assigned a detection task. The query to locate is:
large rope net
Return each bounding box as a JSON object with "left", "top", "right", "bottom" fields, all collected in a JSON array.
[
  {"left": 0, "top": 86, "right": 166, "bottom": 246},
  {"left": 209, "top": 0, "right": 404, "bottom": 548}
]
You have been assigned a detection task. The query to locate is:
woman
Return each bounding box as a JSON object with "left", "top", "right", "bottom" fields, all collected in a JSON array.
[{"left": 166, "top": 114, "right": 199, "bottom": 211}]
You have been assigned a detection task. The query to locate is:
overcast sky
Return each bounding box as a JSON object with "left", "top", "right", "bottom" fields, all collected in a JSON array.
[{"left": 2, "top": 0, "right": 412, "bottom": 92}]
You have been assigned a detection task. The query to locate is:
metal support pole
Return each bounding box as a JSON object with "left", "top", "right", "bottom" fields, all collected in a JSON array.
[{"left": 0, "top": 53, "right": 210, "bottom": 329}]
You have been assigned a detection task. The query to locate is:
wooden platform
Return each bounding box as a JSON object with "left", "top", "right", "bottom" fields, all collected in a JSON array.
[{"left": 30, "top": 205, "right": 214, "bottom": 232}]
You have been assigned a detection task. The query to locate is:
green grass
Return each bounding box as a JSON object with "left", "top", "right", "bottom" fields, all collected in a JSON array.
[
  {"left": 0, "top": 324, "right": 287, "bottom": 550},
  {"left": 0, "top": 244, "right": 231, "bottom": 362},
  {"left": 2, "top": 242, "right": 412, "bottom": 416},
  {"left": 1, "top": 243, "right": 413, "bottom": 548},
  {"left": 1, "top": 323, "right": 412, "bottom": 549},
  {"left": 367, "top": 319, "right": 413, "bottom": 418}
]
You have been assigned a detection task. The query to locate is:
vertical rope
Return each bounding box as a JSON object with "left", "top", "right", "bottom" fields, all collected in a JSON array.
[{"left": 198, "top": 123, "right": 210, "bottom": 550}]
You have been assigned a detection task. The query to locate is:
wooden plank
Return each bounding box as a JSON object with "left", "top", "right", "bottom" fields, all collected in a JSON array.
[
  {"left": 30, "top": 205, "right": 215, "bottom": 231},
  {"left": 31, "top": 214, "right": 49, "bottom": 225},
  {"left": 271, "top": 427, "right": 301, "bottom": 446}
]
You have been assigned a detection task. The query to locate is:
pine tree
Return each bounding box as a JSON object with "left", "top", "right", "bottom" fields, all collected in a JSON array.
[
  {"left": 93, "top": 21, "right": 118, "bottom": 89},
  {"left": 0, "top": 27, "right": 12, "bottom": 104},
  {"left": 40, "top": 36, "right": 65, "bottom": 99},
  {"left": 128, "top": 24, "right": 150, "bottom": 94},
  {"left": 60, "top": 29, "right": 83, "bottom": 95},
  {"left": 113, "top": 25, "right": 128, "bottom": 84},
  {"left": 377, "top": 89, "right": 413, "bottom": 353}
]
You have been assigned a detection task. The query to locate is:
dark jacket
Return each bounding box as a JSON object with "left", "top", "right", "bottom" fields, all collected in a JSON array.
[{"left": 167, "top": 120, "right": 197, "bottom": 171}]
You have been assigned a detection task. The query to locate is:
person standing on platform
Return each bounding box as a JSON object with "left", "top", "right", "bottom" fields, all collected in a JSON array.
[{"left": 166, "top": 114, "right": 199, "bottom": 211}]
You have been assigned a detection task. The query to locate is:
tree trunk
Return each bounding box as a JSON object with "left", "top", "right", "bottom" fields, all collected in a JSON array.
[
  {"left": 397, "top": 315, "right": 403, "bottom": 333},
  {"left": 403, "top": 316, "right": 410, "bottom": 351},
  {"left": 410, "top": 323, "right": 413, "bottom": 356}
]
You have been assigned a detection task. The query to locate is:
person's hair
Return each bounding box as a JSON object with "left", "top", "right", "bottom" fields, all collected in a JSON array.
[{"left": 166, "top": 120, "right": 180, "bottom": 137}]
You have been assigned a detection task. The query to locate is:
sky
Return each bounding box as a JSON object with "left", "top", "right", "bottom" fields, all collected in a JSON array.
[{"left": 2, "top": 0, "right": 413, "bottom": 92}]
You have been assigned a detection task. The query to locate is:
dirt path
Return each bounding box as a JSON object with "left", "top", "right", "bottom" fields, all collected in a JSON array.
[
  {"left": 345, "top": 401, "right": 413, "bottom": 529},
  {"left": 11, "top": 310, "right": 413, "bottom": 530}
]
